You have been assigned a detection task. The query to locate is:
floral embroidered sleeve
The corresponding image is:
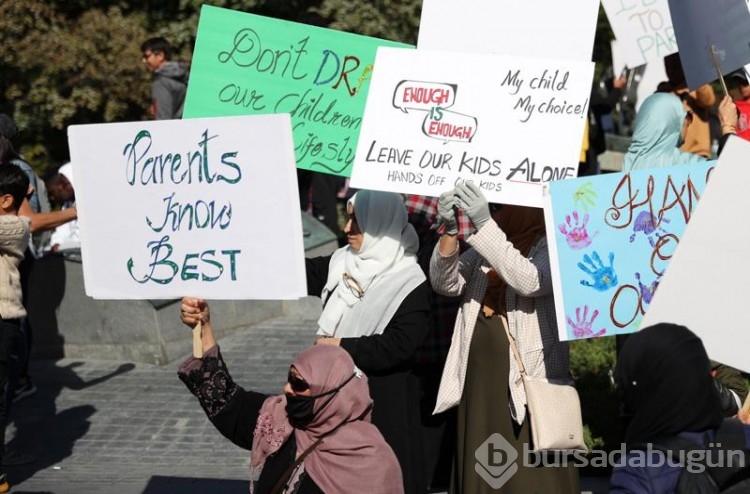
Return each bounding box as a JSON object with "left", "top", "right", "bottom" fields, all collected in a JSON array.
[{"left": 178, "top": 345, "right": 268, "bottom": 450}]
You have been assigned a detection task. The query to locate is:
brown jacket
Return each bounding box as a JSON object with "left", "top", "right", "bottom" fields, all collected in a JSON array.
[{"left": 676, "top": 85, "right": 716, "bottom": 158}]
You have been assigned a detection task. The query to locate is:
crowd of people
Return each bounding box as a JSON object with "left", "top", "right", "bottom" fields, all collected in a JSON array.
[
  {"left": 176, "top": 48, "right": 750, "bottom": 494},
  {"left": 1, "top": 31, "right": 749, "bottom": 493}
]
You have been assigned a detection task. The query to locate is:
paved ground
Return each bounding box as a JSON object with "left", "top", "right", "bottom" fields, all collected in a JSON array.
[{"left": 6, "top": 312, "right": 611, "bottom": 493}]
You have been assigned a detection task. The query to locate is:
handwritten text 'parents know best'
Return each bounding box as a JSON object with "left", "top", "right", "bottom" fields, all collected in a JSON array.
[{"left": 123, "top": 129, "right": 243, "bottom": 285}]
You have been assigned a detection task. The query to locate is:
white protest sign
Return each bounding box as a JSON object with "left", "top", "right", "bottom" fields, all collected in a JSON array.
[
  {"left": 68, "top": 115, "right": 306, "bottom": 300},
  {"left": 417, "top": 0, "right": 599, "bottom": 61},
  {"left": 612, "top": 40, "right": 627, "bottom": 78},
  {"left": 601, "top": 0, "right": 677, "bottom": 69},
  {"left": 641, "top": 137, "right": 750, "bottom": 373},
  {"left": 349, "top": 48, "right": 594, "bottom": 207},
  {"left": 668, "top": 0, "right": 750, "bottom": 89}
]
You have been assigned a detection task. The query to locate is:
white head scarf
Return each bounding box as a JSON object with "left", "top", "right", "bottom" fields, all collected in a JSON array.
[{"left": 317, "top": 190, "right": 425, "bottom": 337}]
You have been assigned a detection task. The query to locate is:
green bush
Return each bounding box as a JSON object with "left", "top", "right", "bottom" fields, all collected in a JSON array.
[{"left": 571, "top": 337, "right": 624, "bottom": 475}]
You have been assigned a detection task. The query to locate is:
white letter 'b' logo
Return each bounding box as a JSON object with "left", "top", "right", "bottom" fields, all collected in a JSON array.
[{"left": 475, "top": 433, "right": 519, "bottom": 488}]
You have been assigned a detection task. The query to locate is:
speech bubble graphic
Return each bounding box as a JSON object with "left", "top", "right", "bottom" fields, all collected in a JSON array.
[
  {"left": 392, "top": 80, "right": 457, "bottom": 113},
  {"left": 422, "top": 109, "right": 478, "bottom": 143}
]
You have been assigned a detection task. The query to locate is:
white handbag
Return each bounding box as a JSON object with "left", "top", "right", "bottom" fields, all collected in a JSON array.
[{"left": 502, "top": 320, "right": 588, "bottom": 453}]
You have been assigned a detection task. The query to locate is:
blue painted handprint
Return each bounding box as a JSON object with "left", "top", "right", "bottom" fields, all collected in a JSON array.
[{"left": 578, "top": 251, "right": 618, "bottom": 291}]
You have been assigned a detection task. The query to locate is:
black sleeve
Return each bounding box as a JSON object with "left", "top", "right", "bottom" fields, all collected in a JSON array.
[
  {"left": 306, "top": 256, "right": 332, "bottom": 297},
  {"left": 178, "top": 347, "right": 268, "bottom": 450},
  {"left": 717, "top": 133, "right": 733, "bottom": 156},
  {"left": 339, "top": 281, "right": 431, "bottom": 374}
]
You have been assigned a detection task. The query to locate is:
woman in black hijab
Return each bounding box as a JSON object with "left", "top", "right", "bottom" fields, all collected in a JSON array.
[
  {"left": 616, "top": 323, "right": 724, "bottom": 445},
  {"left": 610, "top": 323, "right": 732, "bottom": 493}
]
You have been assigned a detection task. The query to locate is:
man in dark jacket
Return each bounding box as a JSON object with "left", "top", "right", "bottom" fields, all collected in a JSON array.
[{"left": 141, "top": 37, "right": 188, "bottom": 120}]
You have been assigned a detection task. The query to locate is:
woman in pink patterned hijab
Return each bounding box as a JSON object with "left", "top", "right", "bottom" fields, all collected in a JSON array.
[{"left": 179, "top": 297, "right": 402, "bottom": 494}]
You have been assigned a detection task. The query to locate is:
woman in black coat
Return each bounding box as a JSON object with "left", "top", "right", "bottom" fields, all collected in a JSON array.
[{"left": 307, "top": 190, "right": 431, "bottom": 494}]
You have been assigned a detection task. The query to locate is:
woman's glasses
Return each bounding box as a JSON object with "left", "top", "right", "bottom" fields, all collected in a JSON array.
[
  {"left": 287, "top": 371, "right": 310, "bottom": 393},
  {"left": 342, "top": 273, "right": 365, "bottom": 299}
]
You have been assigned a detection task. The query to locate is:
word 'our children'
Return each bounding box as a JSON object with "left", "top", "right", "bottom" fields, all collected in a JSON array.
[{"left": 123, "top": 129, "right": 242, "bottom": 186}]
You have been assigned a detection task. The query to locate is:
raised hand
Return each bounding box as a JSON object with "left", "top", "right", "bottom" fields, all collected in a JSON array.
[
  {"left": 454, "top": 182, "right": 490, "bottom": 230},
  {"left": 437, "top": 190, "right": 459, "bottom": 235},
  {"left": 566, "top": 305, "right": 606, "bottom": 338},
  {"left": 578, "top": 251, "right": 618, "bottom": 292},
  {"left": 558, "top": 211, "right": 596, "bottom": 250},
  {"left": 180, "top": 297, "right": 210, "bottom": 328}
]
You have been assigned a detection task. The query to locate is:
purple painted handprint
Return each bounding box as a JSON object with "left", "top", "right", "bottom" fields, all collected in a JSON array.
[
  {"left": 629, "top": 211, "right": 671, "bottom": 247},
  {"left": 635, "top": 272, "right": 660, "bottom": 305},
  {"left": 558, "top": 211, "right": 597, "bottom": 250},
  {"left": 567, "top": 305, "right": 606, "bottom": 338}
]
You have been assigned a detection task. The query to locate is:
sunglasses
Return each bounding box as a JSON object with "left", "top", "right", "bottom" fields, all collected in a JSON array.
[{"left": 287, "top": 370, "right": 310, "bottom": 393}]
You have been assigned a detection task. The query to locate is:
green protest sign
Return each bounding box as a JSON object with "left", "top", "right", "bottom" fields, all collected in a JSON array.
[{"left": 183, "top": 5, "right": 412, "bottom": 177}]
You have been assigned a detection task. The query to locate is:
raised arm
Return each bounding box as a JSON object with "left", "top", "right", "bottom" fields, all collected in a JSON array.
[
  {"left": 18, "top": 199, "right": 77, "bottom": 233},
  {"left": 178, "top": 297, "right": 267, "bottom": 450}
]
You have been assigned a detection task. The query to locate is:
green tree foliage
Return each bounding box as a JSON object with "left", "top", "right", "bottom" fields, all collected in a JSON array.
[
  {"left": 314, "top": 0, "right": 421, "bottom": 43},
  {"left": 0, "top": 0, "right": 423, "bottom": 170}
]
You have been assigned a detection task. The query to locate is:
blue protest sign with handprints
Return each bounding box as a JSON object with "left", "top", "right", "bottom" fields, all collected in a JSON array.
[{"left": 543, "top": 160, "right": 714, "bottom": 341}]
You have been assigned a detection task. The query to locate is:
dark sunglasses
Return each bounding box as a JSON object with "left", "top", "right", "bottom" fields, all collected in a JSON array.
[{"left": 287, "top": 371, "right": 310, "bottom": 393}]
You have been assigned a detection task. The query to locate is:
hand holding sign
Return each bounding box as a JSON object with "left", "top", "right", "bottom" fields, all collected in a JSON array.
[
  {"left": 181, "top": 297, "right": 212, "bottom": 358},
  {"left": 455, "top": 182, "right": 491, "bottom": 231}
]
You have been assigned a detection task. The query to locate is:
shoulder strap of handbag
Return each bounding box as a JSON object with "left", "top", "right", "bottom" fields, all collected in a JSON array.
[
  {"left": 269, "top": 401, "right": 374, "bottom": 494},
  {"left": 269, "top": 436, "right": 325, "bottom": 494},
  {"left": 500, "top": 314, "right": 527, "bottom": 376}
]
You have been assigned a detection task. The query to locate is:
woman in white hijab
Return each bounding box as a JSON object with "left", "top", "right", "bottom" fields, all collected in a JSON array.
[{"left": 308, "top": 189, "right": 430, "bottom": 494}]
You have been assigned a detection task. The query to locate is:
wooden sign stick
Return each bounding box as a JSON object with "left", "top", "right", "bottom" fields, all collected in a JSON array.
[
  {"left": 192, "top": 320, "right": 203, "bottom": 359},
  {"left": 709, "top": 44, "right": 730, "bottom": 96}
]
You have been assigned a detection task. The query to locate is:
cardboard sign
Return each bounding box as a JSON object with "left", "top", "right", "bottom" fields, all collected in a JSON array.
[
  {"left": 669, "top": 0, "right": 750, "bottom": 89},
  {"left": 601, "top": 0, "right": 677, "bottom": 69},
  {"left": 543, "top": 160, "right": 714, "bottom": 340},
  {"left": 67, "top": 115, "right": 306, "bottom": 300},
  {"left": 641, "top": 137, "right": 750, "bottom": 372},
  {"left": 349, "top": 48, "right": 594, "bottom": 207},
  {"left": 417, "top": 0, "right": 599, "bottom": 61},
  {"left": 182, "top": 5, "right": 411, "bottom": 177}
]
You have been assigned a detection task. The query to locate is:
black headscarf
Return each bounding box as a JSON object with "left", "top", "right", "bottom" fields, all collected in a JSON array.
[{"left": 615, "top": 323, "right": 723, "bottom": 445}]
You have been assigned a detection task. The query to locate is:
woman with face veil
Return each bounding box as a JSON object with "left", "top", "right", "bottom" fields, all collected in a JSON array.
[
  {"left": 178, "top": 298, "right": 403, "bottom": 494},
  {"left": 430, "top": 182, "right": 578, "bottom": 493},
  {"left": 306, "top": 189, "right": 431, "bottom": 493}
]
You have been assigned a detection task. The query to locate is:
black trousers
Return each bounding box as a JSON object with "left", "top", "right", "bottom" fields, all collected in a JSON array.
[{"left": 0, "top": 318, "right": 22, "bottom": 474}]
